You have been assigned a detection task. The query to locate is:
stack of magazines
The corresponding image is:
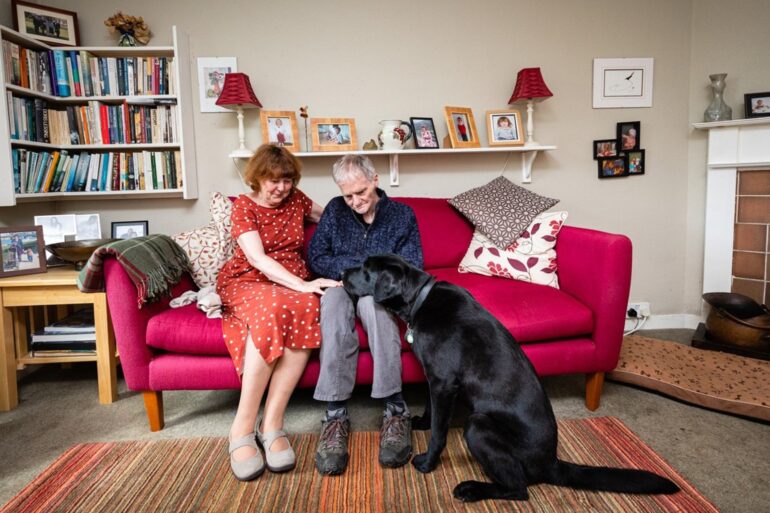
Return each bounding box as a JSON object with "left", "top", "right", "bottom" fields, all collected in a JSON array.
[{"left": 31, "top": 309, "right": 96, "bottom": 356}]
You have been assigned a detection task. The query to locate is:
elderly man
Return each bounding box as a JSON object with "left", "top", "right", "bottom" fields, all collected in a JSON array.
[{"left": 308, "top": 154, "right": 423, "bottom": 475}]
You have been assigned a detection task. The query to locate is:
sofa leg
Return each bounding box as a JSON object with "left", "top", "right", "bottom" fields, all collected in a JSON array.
[
  {"left": 585, "top": 372, "right": 604, "bottom": 411},
  {"left": 142, "top": 391, "right": 164, "bottom": 432}
]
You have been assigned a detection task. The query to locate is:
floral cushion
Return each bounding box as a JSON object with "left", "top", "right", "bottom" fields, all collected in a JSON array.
[
  {"left": 458, "top": 211, "right": 567, "bottom": 288},
  {"left": 171, "top": 192, "right": 234, "bottom": 289},
  {"left": 449, "top": 176, "right": 559, "bottom": 248}
]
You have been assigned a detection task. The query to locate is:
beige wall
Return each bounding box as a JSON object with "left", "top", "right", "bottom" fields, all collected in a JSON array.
[{"left": 2, "top": 1, "right": 769, "bottom": 318}]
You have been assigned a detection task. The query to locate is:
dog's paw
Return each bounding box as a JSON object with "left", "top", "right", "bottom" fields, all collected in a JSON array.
[
  {"left": 453, "top": 481, "right": 529, "bottom": 502},
  {"left": 453, "top": 481, "right": 485, "bottom": 502},
  {"left": 411, "top": 415, "right": 430, "bottom": 430},
  {"left": 411, "top": 453, "right": 436, "bottom": 473}
]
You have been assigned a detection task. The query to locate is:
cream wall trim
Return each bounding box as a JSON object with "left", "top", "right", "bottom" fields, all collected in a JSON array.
[{"left": 625, "top": 314, "right": 703, "bottom": 332}]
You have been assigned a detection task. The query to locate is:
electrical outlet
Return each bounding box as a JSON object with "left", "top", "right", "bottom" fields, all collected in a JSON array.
[{"left": 627, "top": 302, "right": 651, "bottom": 318}]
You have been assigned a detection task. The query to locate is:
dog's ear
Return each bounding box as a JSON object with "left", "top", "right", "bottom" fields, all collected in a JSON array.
[{"left": 373, "top": 270, "right": 402, "bottom": 303}]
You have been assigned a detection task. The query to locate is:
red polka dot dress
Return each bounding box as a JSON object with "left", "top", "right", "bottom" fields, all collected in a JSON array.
[{"left": 216, "top": 189, "right": 321, "bottom": 375}]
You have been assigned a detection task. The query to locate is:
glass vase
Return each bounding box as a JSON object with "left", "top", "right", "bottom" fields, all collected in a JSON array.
[
  {"left": 118, "top": 33, "right": 137, "bottom": 47},
  {"left": 704, "top": 73, "right": 732, "bottom": 122}
]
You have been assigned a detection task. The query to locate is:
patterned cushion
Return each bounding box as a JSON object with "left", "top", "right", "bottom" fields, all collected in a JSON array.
[
  {"left": 449, "top": 176, "right": 559, "bottom": 247},
  {"left": 458, "top": 211, "right": 567, "bottom": 288},
  {"left": 171, "top": 192, "right": 234, "bottom": 289}
]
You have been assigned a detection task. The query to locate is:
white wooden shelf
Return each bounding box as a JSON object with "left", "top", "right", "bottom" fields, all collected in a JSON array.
[
  {"left": 693, "top": 117, "right": 770, "bottom": 129},
  {"left": 231, "top": 145, "right": 556, "bottom": 185},
  {"left": 15, "top": 189, "right": 183, "bottom": 202},
  {"left": 5, "top": 84, "right": 178, "bottom": 104},
  {"left": 10, "top": 140, "right": 180, "bottom": 151}
]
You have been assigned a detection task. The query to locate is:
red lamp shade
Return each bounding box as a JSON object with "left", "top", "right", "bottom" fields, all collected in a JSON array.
[
  {"left": 508, "top": 67, "right": 553, "bottom": 103},
  {"left": 215, "top": 72, "right": 262, "bottom": 108}
]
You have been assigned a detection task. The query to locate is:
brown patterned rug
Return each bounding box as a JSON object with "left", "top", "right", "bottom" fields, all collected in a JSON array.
[
  {"left": 1, "top": 417, "right": 718, "bottom": 513},
  {"left": 609, "top": 335, "right": 770, "bottom": 421}
]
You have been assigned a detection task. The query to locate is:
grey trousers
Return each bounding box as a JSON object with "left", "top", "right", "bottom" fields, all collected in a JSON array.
[{"left": 313, "top": 287, "right": 402, "bottom": 401}]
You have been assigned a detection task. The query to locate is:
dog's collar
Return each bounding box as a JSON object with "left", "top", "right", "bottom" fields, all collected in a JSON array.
[{"left": 407, "top": 277, "right": 436, "bottom": 325}]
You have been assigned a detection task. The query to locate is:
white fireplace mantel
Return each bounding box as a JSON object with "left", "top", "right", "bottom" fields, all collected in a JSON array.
[{"left": 694, "top": 117, "right": 770, "bottom": 294}]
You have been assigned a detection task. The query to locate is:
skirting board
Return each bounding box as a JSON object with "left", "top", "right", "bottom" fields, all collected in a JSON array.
[{"left": 624, "top": 314, "right": 703, "bottom": 331}]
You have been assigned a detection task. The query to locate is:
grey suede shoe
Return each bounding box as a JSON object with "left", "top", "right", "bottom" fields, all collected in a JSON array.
[
  {"left": 228, "top": 433, "right": 265, "bottom": 481},
  {"left": 257, "top": 428, "right": 296, "bottom": 473}
]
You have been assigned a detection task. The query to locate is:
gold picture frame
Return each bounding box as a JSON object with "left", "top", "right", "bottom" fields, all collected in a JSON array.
[
  {"left": 486, "top": 109, "right": 524, "bottom": 146},
  {"left": 310, "top": 118, "right": 358, "bottom": 152},
  {"left": 260, "top": 111, "right": 301, "bottom": 152},
  {"left": 443, "top": 106, "right": 480, "bottom": 148}
]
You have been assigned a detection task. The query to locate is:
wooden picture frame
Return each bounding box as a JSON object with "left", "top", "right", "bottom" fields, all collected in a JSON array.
[
  {"left": 444, "top": 106, "right": 480, "bottom": 148},
  {"left": 410, "top": 117, "right": 440, "bottom": 149},
  {"left": 744, "top": 92, "right": 770, "bottom": 119},
  {"left": 310, "top": 118, "right": 357, "bottom": 152},
  {"left": 625, "top": 149, "right": 645, "bottom": 175},
  {"left": 593, "top": 139, "right": 619, "bottom": 159},
  {"left": 111, "top": 221, "right": 149, "bottom": 239},
  {"left": 597, "top": 155, "right": 629, "bottom": 179},
  {"left": 260, "top": 111, "right": 301, "bottom": 152},
  {"left": 12, "top": 0, "right": 80, "bottom": 47},
  {"left": 1, "top": 225, "right": 47, "bottom": 277},
  {"left": 486, "top": 109, "right": 524, "bottom": 146},
  {"left": 617, "top": 121, "right": 641, "bottom": 151}
]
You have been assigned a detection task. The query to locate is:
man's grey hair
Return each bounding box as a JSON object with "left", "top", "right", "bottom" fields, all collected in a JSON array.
[{"left": 332, "top": 154, "right": 377, "bottom": 184}]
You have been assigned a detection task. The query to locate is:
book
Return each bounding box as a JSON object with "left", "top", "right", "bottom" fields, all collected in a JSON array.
[
  {"left": 32, "top": 330, "right": 96, "bottom": 342},
  {"left": 30, "top": 349, "right": 97, "bottom": 357},
  {"left": 45, "top": 310, "right": 95, "bottom": 333}
]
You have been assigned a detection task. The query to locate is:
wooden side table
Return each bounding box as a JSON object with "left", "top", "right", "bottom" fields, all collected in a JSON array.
[{"left": 0, "top": 268, "right": 118, "bottom": 410}]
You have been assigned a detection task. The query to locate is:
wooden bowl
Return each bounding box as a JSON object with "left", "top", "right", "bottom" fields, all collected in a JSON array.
[{"left": 46, "top": 239, "right": 118, "bottom": 270}]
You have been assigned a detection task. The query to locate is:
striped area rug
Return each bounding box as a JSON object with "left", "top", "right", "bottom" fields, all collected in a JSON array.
[{"left": 1, "top": 417, "right": 718, "bottom": 513}]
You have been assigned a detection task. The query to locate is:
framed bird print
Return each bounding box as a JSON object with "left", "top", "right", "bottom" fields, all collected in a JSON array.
[{"left": 592, "top": 58, "right": 654, "bottom": 108}]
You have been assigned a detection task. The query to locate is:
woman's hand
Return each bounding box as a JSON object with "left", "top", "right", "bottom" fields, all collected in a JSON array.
[{"left": 299, "top": 278, "right": 342, "bottom": 295}]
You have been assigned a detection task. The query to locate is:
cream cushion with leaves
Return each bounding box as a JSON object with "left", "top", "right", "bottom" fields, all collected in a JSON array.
[
  {"left": 458, "top": 211, "right": 568, "bottom": 288},
  {"left": 171, "top": 192, "right": 234, "bottom": 289}
]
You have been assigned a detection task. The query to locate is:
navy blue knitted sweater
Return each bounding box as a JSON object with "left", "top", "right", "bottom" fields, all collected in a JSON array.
[{"left": 308, "top": 190, "right": 423, "bottom": 280}]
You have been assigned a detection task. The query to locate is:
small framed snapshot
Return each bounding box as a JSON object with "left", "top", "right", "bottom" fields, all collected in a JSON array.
[
  {"left": 744, "top": 92, "right": 770, "bottom": 118},
  {"left": 34, "top": 214, "right": 76, "bottom": 245},
  {"left": 111, "top": 221, "right": 148, "bottom": 240},
  {"left": 197, "top": 57, "right": 237, "bottom": 113},
  {"left": 593, "top": 58, "right": 654, "bottom": 108},
  {"left": 625, "top": 149, "right": 645, "bottom": 175},
  {"left": 310, "top": 118, "right": 358, "bottom": 152},
  {"left": 75, "top": 214, "right": 101, "bottom": 240},
  {"left": 260, "top": 111, "right": 301, "bottom": 152},
  {"left": 444, "top": 106, "right": 480, "bottom": 149},
  {"left": 598, "top": 155, "right": 629, "bottom": 179},
  {"left": 593, "top": 139, "right": 618, "bottom": 159},
  {"left": 1, "top": 225, "right": 46, "bottom": 278},
  {"left": 617, "top": 121, "right": 641, "bottom": 151},
  {"left": 410, "top": 117, "right": 440, "bottom": 149},
  {"left": 12, "top": 0, "right": 79, "bottom": 47},
  {"left": 486, "top": 109, "right": 524, "bottom": 146}
]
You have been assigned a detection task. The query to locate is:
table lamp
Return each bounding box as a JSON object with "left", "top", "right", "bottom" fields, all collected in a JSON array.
[
  {"left": 216, "top": 73, "right": 263, "bottom": 158},
  {"left": 508, "top": 67, "right": 553, "bottom": 146}
]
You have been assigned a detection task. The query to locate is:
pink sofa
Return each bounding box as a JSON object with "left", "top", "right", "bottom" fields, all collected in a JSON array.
[{"left": 104, "top": 197, "right": 632, "bottom": 431}]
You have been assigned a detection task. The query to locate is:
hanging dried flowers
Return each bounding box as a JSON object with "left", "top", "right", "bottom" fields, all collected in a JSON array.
[{"left": 104, "top": 12, "right": 152, "bottom": 46}]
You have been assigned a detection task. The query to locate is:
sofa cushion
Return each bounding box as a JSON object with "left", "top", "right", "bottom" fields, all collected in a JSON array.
[
  {"left": 430, "top": 267, "right": 593, "bottom": 343},
  {"left": 392, "top": 197, "right": 474, "bottom": 269},
  {"left": 449, "top": 176, "right": 559, "bottom": 247},
  {"left": 458, "top": 211, "right": 567, "bottom": 288},
  {"left": 147, "top": 304, "right": 228, "bottom": 355}
]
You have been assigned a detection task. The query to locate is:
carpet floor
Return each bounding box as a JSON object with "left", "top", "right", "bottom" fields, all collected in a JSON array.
[{"left": 0, "top": 417, "right": 718, "bottom": 513}]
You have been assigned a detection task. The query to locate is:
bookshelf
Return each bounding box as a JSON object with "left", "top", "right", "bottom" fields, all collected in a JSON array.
[{"left": 0, "top": 25, "right": 198, "bottom": 206}]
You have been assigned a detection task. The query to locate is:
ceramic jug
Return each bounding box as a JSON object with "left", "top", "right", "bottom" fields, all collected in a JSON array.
[{"left": 378, "top": 120, "right": 412, "bottom": 150}]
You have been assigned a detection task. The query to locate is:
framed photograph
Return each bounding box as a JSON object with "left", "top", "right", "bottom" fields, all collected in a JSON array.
[
  {"left": 310, "top": 118, "right": 358, "bottom": 152},
  {"left": 486, "top": 109, "right": 524, "bottom": 146},
  {"left": 410, "top": 117, "right": 440, "bottom": 149},
  {"left": 744, "top": 92, "right": 770, "bottom": 118},
  {"left": 444, "top": 106, "right": 480, "bottom": 148},
  {"left": 598, "top": 155, "right": 629, "bottom": 179},
  {"left": 593, "top": 58, "right": 654, "bottom": 108},
  {"left": 260, "top": 111, "right": 301, "bottom": 152},
  {"left": 34, "top": 214, "right": 76, "bottom": 245},
  {"left": 617, "top": 121, "right": 641, "bottom": 151},
  {"left": 12, "top": 0, "right": 79, "bottom": 47},
  {"left": 1, "top": 225, "right": 46, "bottom": 278},
  {"left": 75, "top": 214, "right": 101, "bottom": 240},
  {"left": 111, "top": 221, "right": 148, "bottom": 240},
  {"left": 625, "top": 149, "right": 646, "bottom": 175},
  {"left": 196, "top": 57, "right": 237, "bottom": 113},
  {"left": 593, "top": 139, "right": 618, "bottom": 159}
]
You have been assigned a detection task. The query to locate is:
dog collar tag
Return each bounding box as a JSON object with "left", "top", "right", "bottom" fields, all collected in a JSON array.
[{"left": 405, "top": 326, "right": 414, "bottom": 345}]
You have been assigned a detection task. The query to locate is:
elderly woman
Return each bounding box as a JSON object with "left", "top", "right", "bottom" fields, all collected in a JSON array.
[{"left": 217, "top": 144, "right": 339, "bottom": 481}]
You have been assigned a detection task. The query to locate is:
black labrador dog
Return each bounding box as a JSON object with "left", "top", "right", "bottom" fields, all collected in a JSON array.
[{"left": 343, "top": 254, "right": 679, "bottom": 502}]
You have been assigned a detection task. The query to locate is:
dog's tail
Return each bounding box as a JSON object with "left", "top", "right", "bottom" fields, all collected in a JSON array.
[{"left": 547, "top": 460, "right": 679, "bottom": 495}]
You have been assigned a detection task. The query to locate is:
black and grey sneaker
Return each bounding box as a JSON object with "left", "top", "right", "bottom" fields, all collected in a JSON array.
[
  {"left": 379, "top": 403, "right": 412, "bottom": 468},
  {"left": 315, "top": 412, "right": 350, "bottom": 475}
]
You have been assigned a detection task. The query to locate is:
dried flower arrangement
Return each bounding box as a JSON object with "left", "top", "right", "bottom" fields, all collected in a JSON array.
[{"left": 104, "top": 12, "right": 151, "bottom": 46}]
